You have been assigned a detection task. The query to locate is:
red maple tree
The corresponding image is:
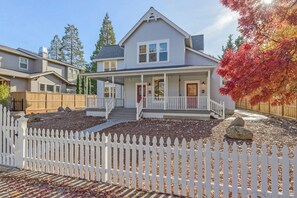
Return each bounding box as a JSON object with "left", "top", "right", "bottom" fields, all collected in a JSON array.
[{"left": 217, "top": 0, "right": 297, "bottom": 105}]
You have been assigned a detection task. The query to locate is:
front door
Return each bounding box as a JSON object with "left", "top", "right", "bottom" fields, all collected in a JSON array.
[
  {"left": 137, "top": 85, "right": 146, "bottom": 104},
  {"left": 186, "top": 83, "right": 198, "bottom": 109}
]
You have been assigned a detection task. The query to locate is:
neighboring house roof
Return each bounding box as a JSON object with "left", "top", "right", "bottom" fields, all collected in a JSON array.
[
  {"left": 191, "top": 35, "right": 204, "bottom": 51},
  {"left": 0, "top": 68, "right": 72, "bottom": 85},
  {"left": 29, "top": 71, "right": 73, "bottom": 85},
  {"left": 0, "top": 45, "right": 37, "bottom": 60},
  {"left": 0, "top": 76, "right": 11, "bottom": 81},
  {"left": 92, "top": 45, "right": 124, "bottom": 60},
  {"left": 17, "top": 48, "right": 83, "bottom": 71},
  {"left": 119, "top": 7, "right": 191, "bottom": 46}
]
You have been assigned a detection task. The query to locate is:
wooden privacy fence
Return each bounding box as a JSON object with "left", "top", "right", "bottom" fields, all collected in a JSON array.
[
  {"left": 1, "top": 104, "right": 297, "bottom": 197},
  {"left": 11, "top": 92, "right": 96, "bottom": 114},
  {"left": 236, "top": 98, "right": 297, "bottom": 119}
]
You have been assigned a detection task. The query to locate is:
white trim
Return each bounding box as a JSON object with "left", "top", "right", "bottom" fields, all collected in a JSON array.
[
  {"left": 135, "top": 82, "right": 148, "bottom": 107},
  {"left": 55, "top": 85, "right": 61, "bottom": 93},
  {"left": 186, "top": 47, "right": 219, "bottom": 63},
  {"left": 184, "top": 80, "right": 200, "bottom": 109},
  {"left": 38, "top": 82, "right": 61, "bottom": 93},
  {"left": 92, "top": 57, "right": 124, "bottom": 62},
  {"left": 137, "top": 39, "right": 170, "bottom": 64},
  {"left": 119, "top": 7, "right": 191, "bottom": 46},
  {"left": 19, "top": 57, "right": 28, "bottom": 70}
]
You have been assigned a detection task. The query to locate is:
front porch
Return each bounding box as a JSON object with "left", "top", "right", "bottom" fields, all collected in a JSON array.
[{"left": 83, "top": 65, "right": 225, "bottom": 120}]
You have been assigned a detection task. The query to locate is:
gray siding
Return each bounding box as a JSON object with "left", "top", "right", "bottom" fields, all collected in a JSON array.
[
  {"left": 30, "top": 74, "right": 67, "bottom": 92},
  {"left": 10, "top": 78, "right": 29, "bottom": 92},
  {"left": 0, "top": 51, "right": 36, "bottom": 73},
  {"left": 185, "top": 50, "right": 217, "bottom": 66},
  {"left": 47, "top": 62, "right": 66, "bottom": 77},
  {"left": 123, "top": 19, "right": 186, "bottom": 69}
]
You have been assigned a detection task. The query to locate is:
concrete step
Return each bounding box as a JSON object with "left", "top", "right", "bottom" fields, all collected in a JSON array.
[{"left": 108, "top": 108, "right": 137, "bottom": 120}]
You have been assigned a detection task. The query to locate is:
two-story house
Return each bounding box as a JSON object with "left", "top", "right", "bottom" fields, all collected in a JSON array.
[
  {"left": 83, "top": 7, "right": 235, "bottom": 119},
  {"left": 0, "top": 45, "right": 82, "bottom": 93}
]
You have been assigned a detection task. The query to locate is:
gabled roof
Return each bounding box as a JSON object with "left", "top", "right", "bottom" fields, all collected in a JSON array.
[
  {"left": 28, "top": 71, "right": 72, "bottom": 84},
  {"left": 92, "top": 45, "right": 124, "bottom": 60},
  {"left": 119, "top": 7, "right": 191, "bottom": 46}
]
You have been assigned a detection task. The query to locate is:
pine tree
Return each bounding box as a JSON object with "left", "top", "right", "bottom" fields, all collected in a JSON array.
[
  {"left": 234, "top": 35, "right": 245, "bottom": 50},
  {"left": 76, "top": 75, "right": 80, "bottom": 94},
  {"left": 62, "top": 24, "right": 86, "bottom": 69},
  {"left": 48, "top": 35, "right": 65, "bottom": 61}
]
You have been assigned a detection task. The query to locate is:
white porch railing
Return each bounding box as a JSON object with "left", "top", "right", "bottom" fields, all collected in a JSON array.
[
  {"left": 210, "top": 99, "right": 225, "bottom": 119},
  {"left": 87, "top": 97, "right": 124, "bottom": 109},
  {"left": 136, "top": 98, "right": 144, "bottom": 120},
  {"left": 144, "top": 96, "right": 208, "bottom": 110},
  {"left": 105, "top": 98, "right": 114, "bottom": 119}
]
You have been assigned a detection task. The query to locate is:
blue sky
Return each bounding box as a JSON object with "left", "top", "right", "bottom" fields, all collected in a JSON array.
[{"left": 0, "top": 0, "right": 240, "bottom": 63}]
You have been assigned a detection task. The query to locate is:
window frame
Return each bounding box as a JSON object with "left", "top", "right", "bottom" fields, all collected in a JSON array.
[
  {"left": 19, "top": 57, "right": 28, "bottom": 70},
  {"left": 103, "top": 61, "right": 117, "bottom": 72},
  {"left": 39, "top": 83, "right": 61, "bottom": 93},
  {"left": 137, "top": 39, "right": 169, "bottom": 64},
  {"left": 104, "top": 82, "right": 116, "bottom": 98}
]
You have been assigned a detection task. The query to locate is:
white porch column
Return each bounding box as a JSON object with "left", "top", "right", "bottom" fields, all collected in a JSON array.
[
  {"left": 85, "top": 77, "right": 89, "bottom": 108},
  {"left": 164, "top": 73, "right": 167, "bottom": 110},
  {"left": 141, "top": 74, "right": 144, "bottom": 103},
  {"left": 207, "top": 70, "right": 211, "bottom": 110},
  {"left": 112, "top": 76, "right": 115, "bottom": 108}
]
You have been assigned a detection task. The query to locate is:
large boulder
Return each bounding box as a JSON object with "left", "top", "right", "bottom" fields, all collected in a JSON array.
[
  {"left": 27, "top": 113, "right": 42, "bottom": 123},
  {"left": 228, "top": 117, "right": 245, "bottom": 128},
  {"left": 226, "top": 126, "right": 253, "bottom": 140}
]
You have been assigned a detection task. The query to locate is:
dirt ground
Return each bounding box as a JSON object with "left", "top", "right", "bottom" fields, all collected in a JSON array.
[
  {"left": 27, "top": 111, "right": 106, "bottom": 131},
  {"left": 101, "top": 110, "right": 297, "bottom": 154}
]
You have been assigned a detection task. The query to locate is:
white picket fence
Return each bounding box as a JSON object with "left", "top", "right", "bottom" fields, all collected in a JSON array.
[
  {"left": 0, "top": 106, "right": 17, "bottom": 167},
  {"left": 1, "top": 104, "right": 297, "bottom": 197}
]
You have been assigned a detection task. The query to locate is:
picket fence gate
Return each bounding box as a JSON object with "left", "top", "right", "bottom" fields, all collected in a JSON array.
[{"left": 1, "top": 104, "right": 297, "bottom": 197}]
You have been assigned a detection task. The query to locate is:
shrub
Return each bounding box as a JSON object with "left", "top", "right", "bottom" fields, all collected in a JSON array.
[{"left": 0, "top": 83, "right": 10, "bottom": 106}]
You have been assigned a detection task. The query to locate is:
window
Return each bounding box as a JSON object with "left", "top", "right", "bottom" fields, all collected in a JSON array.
[
  {"left": 104, "top": 83, "right": 116, "bottom": 98},
  {"left": 47, "top": 85, "right": 54, "bottom": 92},
  {"left": 39, "top": 84, "right": 45, "bottom": 92},
  {"left": 159, "top": 42, "right": 168, "bottom": 61},
  {"left": 137, "top": 40, "right": 169, "bottom": 64},
  {"left": 103, "top": 61, "right": 117, "bottom": 72},
  {"left": 56, "top": 85, "right": 60, "bottom": 93},
  {"left": 139, "top": 45, "right": 147, "bottom": 63},
  {"left": 220, "top": 77, "right": 227, "bottom": 87},
  {"left": 153, "top": 77, "right": 164, "bottom": 101},
  {"left": 19, "top": 57, "right": 28, "bottom": 70}
]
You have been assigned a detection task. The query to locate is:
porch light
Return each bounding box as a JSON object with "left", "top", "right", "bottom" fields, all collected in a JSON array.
[
  {"left": 148, "top": 83, "right": 152, "bottom": 91},
  {"left": 105, "top": 80, "right": 109, "bottom": 84},
  {"left": 202, "top": 81, "right": 205, "bottom": 86}
]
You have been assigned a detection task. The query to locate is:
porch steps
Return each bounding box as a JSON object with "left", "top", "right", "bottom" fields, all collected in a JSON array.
[{"left": 108, "top": 108, "right": 137, "bottom": 120}]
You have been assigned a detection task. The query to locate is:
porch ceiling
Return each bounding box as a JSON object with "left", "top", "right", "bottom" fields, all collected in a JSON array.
[{"left": 82, "top": 65, "right": 215, "bottom": 80}]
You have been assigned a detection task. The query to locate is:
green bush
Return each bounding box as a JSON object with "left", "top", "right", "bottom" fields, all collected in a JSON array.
[{"left": 0, "top": 83, "right": 10, "bottom": 106}]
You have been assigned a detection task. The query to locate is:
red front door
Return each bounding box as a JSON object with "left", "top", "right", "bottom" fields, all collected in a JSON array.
[
  {"left": 137, "top": 85, "right": 146, "bottom": 103},
  {"left": 186, "top": 83, "right": 198, "bottom": 108}
]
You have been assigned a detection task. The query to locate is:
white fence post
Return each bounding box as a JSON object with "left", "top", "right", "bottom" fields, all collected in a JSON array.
[{"left": 16, "top": 112, "right": 28, "bottom": 169}]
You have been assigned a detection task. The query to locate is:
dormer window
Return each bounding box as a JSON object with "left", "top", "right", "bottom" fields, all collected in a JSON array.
[
  {"left": 137, "top": 39, "right": 169, "bottom": 64},
  {"left": 19, "top": 57, "right": 28, "bottom": 70},
  {"left": 103, "top": 61, "right": 117, "bottom": 71}
]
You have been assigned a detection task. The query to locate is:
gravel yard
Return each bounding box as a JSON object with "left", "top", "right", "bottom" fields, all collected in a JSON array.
[
  {"left": 27, "top": 111, "right": 106, "bottom": 131},
  {"left": 100, "top": 110, "right": 297, "bottom": 154}
]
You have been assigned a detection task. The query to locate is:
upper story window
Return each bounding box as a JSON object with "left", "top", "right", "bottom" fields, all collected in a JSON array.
[
  {"left": 19, "top": 57, "right": 28, "bottom": 70},
  {"left": 68, "top": 68, "right": 78, "bottom": 79},
  {"left": 103, "top": 61, "right": 117, "bottom": 72},
  {"left": 137, "top": 39, "right": 169, "bottom": 64}
]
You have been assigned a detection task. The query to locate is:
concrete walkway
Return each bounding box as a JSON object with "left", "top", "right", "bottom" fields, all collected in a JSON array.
[
  {"left": 83, "top": 119, "right": 131, "bottom": 134},
  {"left": 0, "top": 165, "right": 178, "bottom": 198},
  {"left": 226, "top": 109, "right": 268, "bottom": 121}
]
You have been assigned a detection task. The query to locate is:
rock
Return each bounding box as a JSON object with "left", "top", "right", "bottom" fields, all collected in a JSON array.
[
  {"left": 58, "top": 107, "right": 65, "bottom": 112},
  {"left": 226, "top": 126, "right": 253, "bottom": 140},
  {"left": 27, "top": 114, "right": 42, "bottom": 123},
  {"left": 65, "top": 107, "right": 72, "bottom": 112},
  {"left": 228, "top": 117, "right": 245, "bottom": 128}
]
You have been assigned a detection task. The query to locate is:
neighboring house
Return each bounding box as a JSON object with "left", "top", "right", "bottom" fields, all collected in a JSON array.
[
  {"left": 0, "top": 45, "right": 83, "bottom": 93},
  {"left": 83, "top": 7, "right": 235, "bottom": 119}
]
